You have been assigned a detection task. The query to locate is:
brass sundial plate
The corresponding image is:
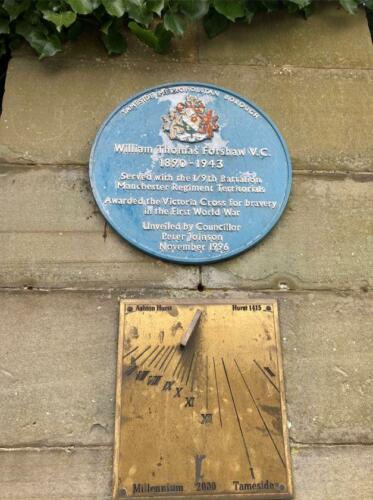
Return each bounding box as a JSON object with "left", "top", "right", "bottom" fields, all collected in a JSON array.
[{"left": 113, "top": 299, "right": 292, "bottom": 499}]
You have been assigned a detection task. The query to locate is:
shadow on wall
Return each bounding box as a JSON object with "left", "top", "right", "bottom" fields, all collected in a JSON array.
[
  {"left": 0, "top": 50, "right": 10, "bottom": 115},
  {"left": 367, "top": 8, "right": 373, "bottom": 41}
]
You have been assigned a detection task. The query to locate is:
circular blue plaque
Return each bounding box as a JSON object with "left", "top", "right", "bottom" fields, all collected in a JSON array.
[{"left": 90, "top": 83, "right": 291, "bottom": 264}]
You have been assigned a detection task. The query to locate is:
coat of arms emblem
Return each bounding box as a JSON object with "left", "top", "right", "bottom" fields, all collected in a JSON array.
[{"left": 162, "top": 95, "right": 219, "bottom": 143}]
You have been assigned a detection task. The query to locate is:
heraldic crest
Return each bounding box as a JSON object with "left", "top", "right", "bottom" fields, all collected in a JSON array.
[{"left": 162, "top": 95, "right": 219, "bottom": 143}]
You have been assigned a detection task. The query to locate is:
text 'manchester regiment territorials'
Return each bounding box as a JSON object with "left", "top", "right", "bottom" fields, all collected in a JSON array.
[{"left": 90, "top": 83, "right": 292, "bottom": 264}]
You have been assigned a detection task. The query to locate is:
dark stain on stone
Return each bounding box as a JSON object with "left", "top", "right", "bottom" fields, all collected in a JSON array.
[
  {"left": 124, "top": 338, "right": 132, "bottom": 351},
  {"left": 168, "top": 307, "right": 178, "bottom": 317},
  {"left": 261, "top": 405, "right": 282, "bottom": 434},
  {"left": 159, "top": 330, "right": 165, "bottom": 343},
  {"left": 261, "top": 405, "right": 280, "bottom": 417},
  {"left": 129, "top": 326, "right": 139, "bottom": 338},
  {"left": 171, "top": 321, "right": 183, "bottom": 336}
]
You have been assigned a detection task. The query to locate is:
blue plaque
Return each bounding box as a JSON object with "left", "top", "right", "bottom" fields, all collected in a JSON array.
[{"left": 89, "top": 83, "right": 291, "bottom": 264}]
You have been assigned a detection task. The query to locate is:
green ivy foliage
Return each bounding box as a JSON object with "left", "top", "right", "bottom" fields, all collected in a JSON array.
[{"left": 0, "top": 0, "right": 371, "bottom": 59}]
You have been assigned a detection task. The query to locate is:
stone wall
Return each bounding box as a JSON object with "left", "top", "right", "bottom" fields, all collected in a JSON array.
[{"left": 0, "top": 4, "right": 372, "bottom": 499}]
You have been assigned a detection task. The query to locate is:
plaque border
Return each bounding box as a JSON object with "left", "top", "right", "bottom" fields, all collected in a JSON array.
[
  {"left": 113, "top": 298, "right": 293, "bottom": 499},
  {"left": 89, "top": 82, "right": 292, "bottom": 265}
]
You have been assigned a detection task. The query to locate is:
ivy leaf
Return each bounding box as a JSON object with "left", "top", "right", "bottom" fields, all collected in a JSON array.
[
  {"left": 245, "top": 10, "right": 254, "bottom": 23},
  {"left": 287, "top": 0, "right": 312, "bottom": 8},
  {"left": 154, "top": 21, "right": 173, "bottom": 53},
  {"left": 339, "top": 0, "right": 359, "bottom": 14},
  {"left": 128, "top": 20, "right": 158, "bottom": 48},
  {"left": 146, "top": 0, "right": 165, "bottom": 17},
  {"left": 65, "top": 0, "right": 99, "bottom": 15},
  {"left": 285, "top": 0, "right": 313, "bottom": 16},
  {"left": 100, "top": 19, "right": 113, "bottom": 35},
  {"left": 285, "top": 1, "right": 300, "bottom": 14},
  {"left": 0, "top": 17, "right": 10, "bottom": 34},
  {"left": 246, "top": 0, "right": 265, "bottom": 13},
  {"left": 42, "top": 11, "right": 77, "bottom": 32},
  {"left": 16, "top": 20, "right": 62, "bottom": 58},
  {"left": 36, "top": 0, "right": 60, "bottom": 11},
  {"left": 179, "top": 0, "right": 209, "bottom": 20},
  {"left": 163, "top": 12, "right": 186, "bottom": 36},
  {"left": 101, "top": 0, "right": 127, "bottom": 18},
  {"left": 3, "top": 0, "right": 31, "bottom": 21},
  {"left": 364, "top": 0, "right": 373, "bottom": 10},
  {"left": 126, "top": 0, "right": 154, "bottom": 26},
  {"left": 128, "top": 20, "right": 172, "bottom": 53},
  {"left": 203, "top": 8, "right": 229, "bottom": 38},
  {"left": 67, "top": 19, "right": 84, "bottom": 40},
  {"left": 213, "top": 0, "right": 245, "bottom": 22},
  {"left": 261, "top": 0, "right": 282, "bottom": 11},
  {"left": 302, "top": 3, "right": 314, "bottom": 18},
  {"left": 101, "top": 21, "right": 127, "bottom": 54},
  {"left": 27, "top": 7, "right": 43, "bottom": 24}
]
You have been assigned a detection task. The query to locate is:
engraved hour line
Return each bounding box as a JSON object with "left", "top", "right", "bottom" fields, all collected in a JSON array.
[
  {"left": 140, "top": 345, "right": 160, "bottom": 366},
  {"left": 162, "top": 346, "right": 177, "bottom": 373},
  {"left": 181, "top": 350, "right": 195, "bottom": 384},
  {"left": 124, "top": 348, "right": 151, "bottom": 375},
  {"left": 190, "top": 353, "right": 200, "bottom": 392},
  {"left": 185, "top": 352, "right": 196, "bottom": 386},
  {"left": 122, "top": 346, "right": 139, "bottom": 359},
  {"left": 235, "top": 359, "right": 286, "bottom": 468},
  {"left": 188, "top": 351, "right": 198, "bottom": 386},
  {"left": 172, "top": 350, "right": 185, "bottom": 378},
  {"left": 222, "top": 358, "right": 255, "bottom": 480},
  {"left": 154, "top": 346, "right": 171, "bottom": 369},
  {"left": 132, "top": 345, "right": 152, "bottom": 363},
  {"left": 180, "top": 349, "right": 192, "bottom": 383},
  {"left": 213, "top": 357, "right": 223, "bottom": 428},
  {"left": 148, "top": 346, "right": 165, "bottom": 367},
  {"left": 179, "top": 364, "right": 187, "bottom": 384},
  {"left": 175, "top": 350, "right": 187, "bottom": 380},
  {"left": 254, "top": 359, "right": 280, "bottom": 393}
]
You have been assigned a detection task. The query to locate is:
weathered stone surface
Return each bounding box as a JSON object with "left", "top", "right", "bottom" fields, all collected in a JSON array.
[
  {"left": 0, "top": 166, "right": 199, "bottom": 289},
  {"left": 14, "top": 4, "right": 373, "bottom": 69},
  {"left": 0, "top": 445, "right": 372, "bottom": 499},
  {"left": 0, "top": 292, "right": 117, "bottom": 447},
  {"left": 0, "top": 291, "right": 371, "bottom": 447},
  {"left": 280, "top": 291, "right": 373, "bottom": 444},
  {"left": 0, "top": 166, "right": 99, "bottom": 232},
  {"left": 0, "top": 57, "right": 372, "bottom": 171},
  {"left": 0, "top": 447, "right": 112, "bottom": 499},
  {"left": 291, "top": 445, "right": 373, "bottom": 499},
  {"left": 16, "top": 24, "right": 199, "bottom": 63},
  {"left": 199, "top": 3, "right": 373, "bottom": 69},
  {"left": 1, "top": 168, "right": 371, "bottom": 290},
  {"left": 202, "top": 175, "right": 373, "bottom": 291},
  {"left": 0, "top": 6, "right": 371, "bottom": 498}
]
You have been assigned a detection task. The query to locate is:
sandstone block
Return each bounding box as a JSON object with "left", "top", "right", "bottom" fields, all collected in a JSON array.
[
  {"left": 0, "top": 59, "right": 371, "bottom": 171},
  {"left": 0, "top": 291, "right": 371, "bottom": 447},
  {"left": 199, "top": 3, "right": 373, "bottom": 69},
  {"left": 0, "top": 447, "right": 112, "bottom": 499},
  {"left": 202, "top": 176, "right": 373, "bottom": 291},
  {"left": 0, "top": 445, "right": 372, "bottom": 499},
  {"left": 0, "top": 166, "right": 199, "bottom": 289},
  {"left": 292, "top": 445, "right": 373, "bottom": 500}
]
